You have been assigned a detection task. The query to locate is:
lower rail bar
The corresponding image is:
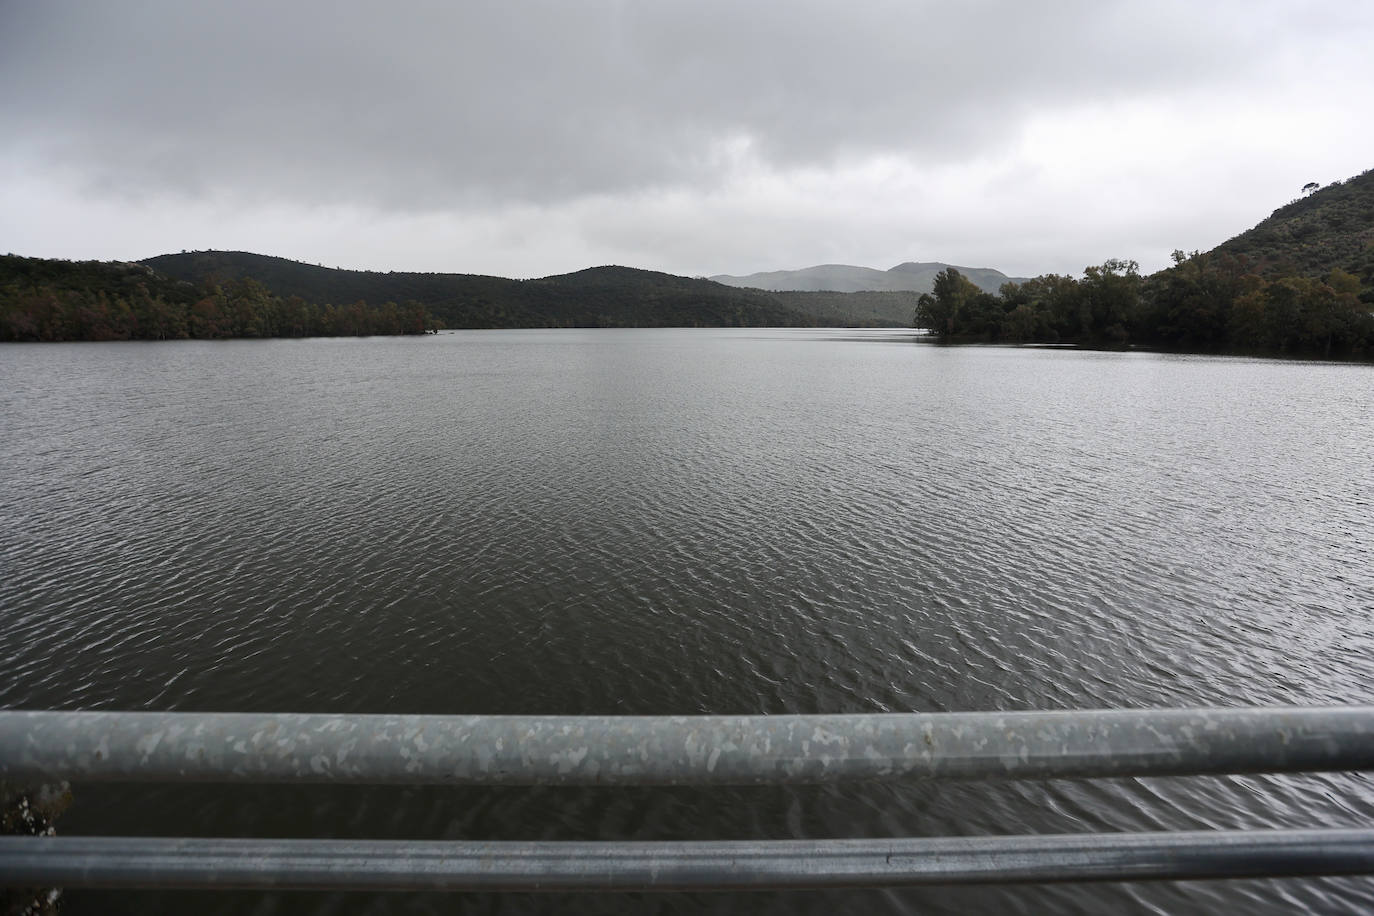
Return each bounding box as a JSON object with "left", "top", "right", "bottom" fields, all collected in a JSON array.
[
  {"left": 4, "top": 707, "right": 1374, "bottom": 785},
  {"left": 4, "top": 830, "right": 1374, "bottom": 890}
]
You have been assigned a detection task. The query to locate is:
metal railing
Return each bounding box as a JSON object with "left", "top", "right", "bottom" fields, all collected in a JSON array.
[{"left": 3, "top": 707, "right": 1374, "bottom": 891}]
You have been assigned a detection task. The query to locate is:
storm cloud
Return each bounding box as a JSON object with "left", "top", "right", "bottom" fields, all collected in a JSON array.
[{"left": 3, "top": 1, "right": 1373, "bottom": 277}]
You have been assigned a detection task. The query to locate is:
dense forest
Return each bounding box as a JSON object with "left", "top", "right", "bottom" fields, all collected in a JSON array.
[
  {"left": 915, "top": 257, "right": 1373, "bottom": 358},
  {"left": 143, "top": 252, "right": 900, "bottom": 328},
  {"left": 1, "top": 253, "right": 911, "bottom": 340},
  {"left": 0, "top": 255, "right": 438, "bottom": 341},
  {"left": 915, "top": 170, "right": 1374, "bottom": 359}
]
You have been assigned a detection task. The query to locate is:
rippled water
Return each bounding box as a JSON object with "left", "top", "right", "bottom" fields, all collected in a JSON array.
[{"left": 3, "top": 329, "right": 1374, "bottom": 914}]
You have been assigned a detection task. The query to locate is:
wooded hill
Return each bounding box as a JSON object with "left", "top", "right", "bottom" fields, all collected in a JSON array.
[
  {"left": 0, "top": 255, "right": 438, "bottom": 341},
  {"left": 912, "top": 169, "right": 1374, "bottom": 359},
  {"left": 1, "top": 250, "right": 916, "bottom": 341},
  {"left": 1213, "top": 169, "right": 1374, "bottom": 284},
  {"left": 140, "top": 251, "right": 915, "bottom": 328}
]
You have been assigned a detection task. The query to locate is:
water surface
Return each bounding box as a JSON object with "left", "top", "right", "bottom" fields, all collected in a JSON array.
[{"left": 2, "top": 329, "right": 1373, "bottom": 913}]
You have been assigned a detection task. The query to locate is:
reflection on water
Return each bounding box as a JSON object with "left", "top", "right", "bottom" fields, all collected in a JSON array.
[{"left": 2, "top": 329, "right": 1373, "bottom": 914}]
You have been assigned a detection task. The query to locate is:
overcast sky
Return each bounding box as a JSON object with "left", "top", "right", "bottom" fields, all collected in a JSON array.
[{"left": 3, "top": 1, "right": 1372, "bottom": 280}]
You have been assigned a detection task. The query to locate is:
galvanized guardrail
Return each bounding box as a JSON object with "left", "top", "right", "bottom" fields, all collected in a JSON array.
[
  {"left": 6, "top": 707, "right": 1374, "bottom": 785},
  {"left": 3, "top": 707, "right": 1374, "bottom": 891},
  {"left": 7, "top": 830, "right": 1374, "bottom": 891}
]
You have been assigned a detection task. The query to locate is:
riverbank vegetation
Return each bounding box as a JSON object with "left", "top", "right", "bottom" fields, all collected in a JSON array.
[
  {"left": 914, "top": 256, "right": 1374, "bottom": 359},
  {"left": 916, "top": 170, "right": 1374, "bottom": 359},
  {"left": 0, "top": 255, "right": 439, "bottom": 341},
  {"left": 7, "top": 251, "right": 914, "bottom": 335},
  {"left": 143, "top": 252, "right": 897, "bottom": 328}
]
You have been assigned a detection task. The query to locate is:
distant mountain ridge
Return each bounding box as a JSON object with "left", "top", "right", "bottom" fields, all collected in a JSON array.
[
  {"left": 711, "top": 261, "right": 1030, "bottom": 294},
  {"left": 138, "top": 250, "right": 915, "bottom": 328}
]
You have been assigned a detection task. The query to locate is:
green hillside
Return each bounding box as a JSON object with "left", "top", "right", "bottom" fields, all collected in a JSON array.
[
  {"left": 510, "top": 265, "right": 811, "bottom": 327},
  {"left": 1213, "top": 169, "right": 1374, "bottom": 284},
  {"left": 0, "top": 254, "right": 436, "bottom": 341},
  {"left": 140, "top": 251, "right": 903, "bottom": 328},
  {"left": 772, "top": 290, "right": 917, "bottom": 326},
  {"left": 911, "top": 170, "right": 1374, "bottom": 359}
]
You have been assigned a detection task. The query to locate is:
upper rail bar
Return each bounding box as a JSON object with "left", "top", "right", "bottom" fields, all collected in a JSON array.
[{"left": 4, "top": 707, "right": 1374, "bottom": 786}]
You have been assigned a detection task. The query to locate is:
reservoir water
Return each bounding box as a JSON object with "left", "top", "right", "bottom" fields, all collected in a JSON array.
[{"left": 2, "top": 328, "right": 1373, "bottom": 914}]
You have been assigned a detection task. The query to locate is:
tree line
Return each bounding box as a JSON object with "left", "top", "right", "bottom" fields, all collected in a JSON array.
[
  {"left": 0, "top": 255, "right": 439, "bottom": 342},
  {"left": 914, "top": 252, "right": 1374, "bottom": 359},
  {"left": 148, "top": 251, "right": 846, "bottom": 329}
]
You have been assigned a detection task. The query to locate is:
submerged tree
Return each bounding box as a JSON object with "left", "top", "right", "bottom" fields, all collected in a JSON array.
[{"left": 914, "top": 268, "right": 980, "bottom": 338}]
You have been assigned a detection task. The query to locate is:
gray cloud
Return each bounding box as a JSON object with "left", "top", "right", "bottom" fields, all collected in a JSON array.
[
  {"left": 0, "top": 0, "right": 1335, "bottom": 209},
  {"left": 2, "top": 1, "right": 1372, "bottom": 276}
]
